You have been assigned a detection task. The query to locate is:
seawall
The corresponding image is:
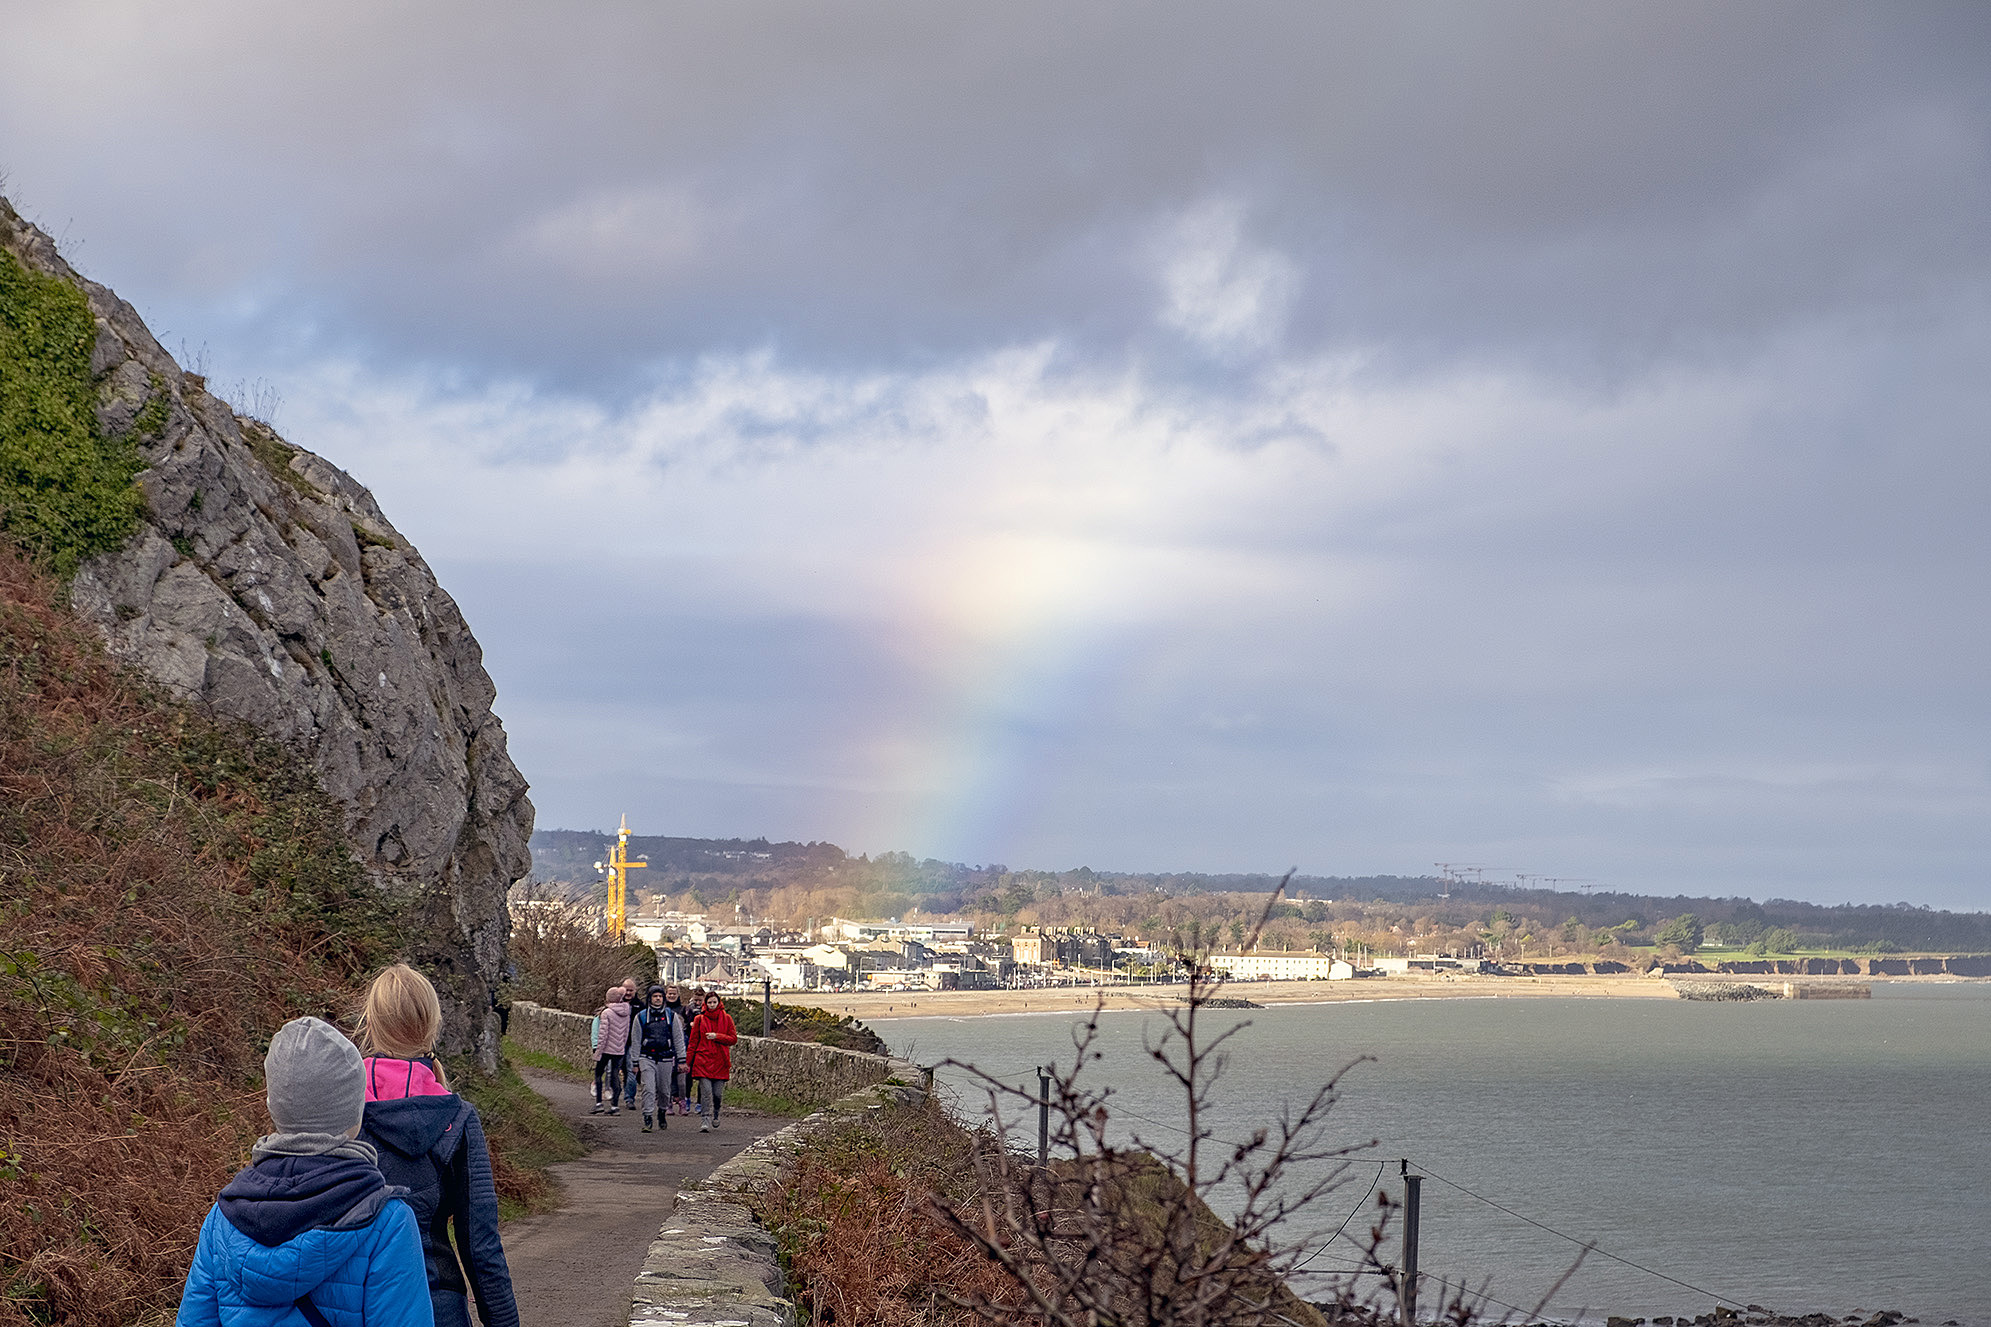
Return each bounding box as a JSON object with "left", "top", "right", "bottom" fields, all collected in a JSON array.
[{"left": 1523, "top": 955, "right": 1991, "bottom": 977}]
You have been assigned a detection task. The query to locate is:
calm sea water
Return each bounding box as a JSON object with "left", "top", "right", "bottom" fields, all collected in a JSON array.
[{"left": 883, "top": 984, "right": 1991, "bottom": 1324}]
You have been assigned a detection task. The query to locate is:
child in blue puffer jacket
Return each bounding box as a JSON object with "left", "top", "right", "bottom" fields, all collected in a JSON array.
[{"left": 175, "top": 1017, "right": 432, "bottom": 1327}]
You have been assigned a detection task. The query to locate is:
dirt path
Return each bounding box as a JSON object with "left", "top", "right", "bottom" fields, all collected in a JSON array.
[{"left": 499, "top": 1071, "right": 787, "bottom": 1327}]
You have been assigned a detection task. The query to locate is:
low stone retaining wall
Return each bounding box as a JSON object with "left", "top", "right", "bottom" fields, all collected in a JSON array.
[
  {"left": 629, "top": 1059, "right": 928, "bottom": 1327},
  {"left": 506, "top": 1001, "right": 594, "bottom": 1067},
  {"left": 509, "top": 1000, "right": 904, "bottom": 1112}
]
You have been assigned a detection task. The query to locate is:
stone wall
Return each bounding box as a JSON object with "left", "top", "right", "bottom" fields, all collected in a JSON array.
[
  {"left": 507, "top": 1001, "right": 595, "bottom": 1068},
  {"left": 631, "top": 1074, "right": 928, "bottom": 1327},
  {"left": 508, "top": 1001, "right": 905, "bottom": 1110}
]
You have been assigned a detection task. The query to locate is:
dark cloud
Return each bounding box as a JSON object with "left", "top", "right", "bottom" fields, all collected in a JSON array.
[{"left": 6, "top": 3, "right": 1989, "bottom": 390}]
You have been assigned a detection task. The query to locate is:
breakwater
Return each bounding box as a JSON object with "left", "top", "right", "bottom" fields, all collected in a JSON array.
[
  {"left": 1670, "top": 981, "right": 1871, "bottom": 1001},
  {"left": 1506, "top": 954, "right": 1991, "bottom": 976}
]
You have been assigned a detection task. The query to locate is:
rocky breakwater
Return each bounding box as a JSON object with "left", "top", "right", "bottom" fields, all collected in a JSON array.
[{"left": 0, "top": 198, "right": 531, "bottom": 1067}]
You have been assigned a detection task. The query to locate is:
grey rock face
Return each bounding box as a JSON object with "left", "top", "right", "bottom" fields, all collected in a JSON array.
[{"left": 1, "top": 199, "right": 531, "bottom": 1068}]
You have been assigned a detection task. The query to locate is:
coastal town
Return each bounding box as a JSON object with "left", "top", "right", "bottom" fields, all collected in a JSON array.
[{"left": 530, "top": 899, "right": 1987, "bottom": 999}]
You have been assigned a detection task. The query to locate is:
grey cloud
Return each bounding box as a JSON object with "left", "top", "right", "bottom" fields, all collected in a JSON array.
[{"left": 4, "top": 3, "right": 1988, "bottom": 391}]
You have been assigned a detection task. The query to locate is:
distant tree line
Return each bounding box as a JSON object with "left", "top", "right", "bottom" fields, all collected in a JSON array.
[{"left": 527, "top": 830, "right": 1991, "bottom": 957}]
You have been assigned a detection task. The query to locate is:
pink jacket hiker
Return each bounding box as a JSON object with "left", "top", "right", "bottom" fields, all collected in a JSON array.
[
  {"left": 363, "top": 1055, "right": 451, "bottom": 1101},
  {"left": 595, "top": 990, "right": 634, "bottom": 1059}
]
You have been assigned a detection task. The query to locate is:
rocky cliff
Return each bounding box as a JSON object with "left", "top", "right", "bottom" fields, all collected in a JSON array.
[{"left": 0, "top": 198, "right": 531, "bottom": 1067}]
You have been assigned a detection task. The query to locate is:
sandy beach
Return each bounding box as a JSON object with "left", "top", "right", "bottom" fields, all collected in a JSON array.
[{"left": 780, "top": 972, "right": 1687, "bottom": 1020}]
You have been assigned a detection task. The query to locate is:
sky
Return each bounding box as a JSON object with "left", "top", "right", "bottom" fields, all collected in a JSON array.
[{"left": 4, "top": 2, "right": 1988, "bottom": 908}]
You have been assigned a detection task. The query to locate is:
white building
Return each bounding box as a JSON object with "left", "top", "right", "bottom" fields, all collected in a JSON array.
[
  {"left": 752, "top": 955, "right": 822, "bottom": 990},
  {"left": 826, "top": 917, "right": 973, "bottom": 944},
  {"left": 860, "top": 967, "right": 936, "bottom": 990},
  {"left": 1209, "top": 951, "right": 1340, "bottom": 981}
]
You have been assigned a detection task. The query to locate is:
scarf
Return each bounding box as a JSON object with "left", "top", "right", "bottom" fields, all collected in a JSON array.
[{"left": 251, "top": 1131, "right": 380, "bottom": 1166}]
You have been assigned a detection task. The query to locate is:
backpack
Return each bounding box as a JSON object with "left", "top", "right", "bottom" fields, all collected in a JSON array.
[{"left": 639, "top": 1007, "right": 679, "bottom": 1059}]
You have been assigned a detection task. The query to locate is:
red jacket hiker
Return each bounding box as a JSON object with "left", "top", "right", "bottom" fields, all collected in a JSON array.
[{"left": 687, "top": 1000, "right": 738, "bottom": 1080}]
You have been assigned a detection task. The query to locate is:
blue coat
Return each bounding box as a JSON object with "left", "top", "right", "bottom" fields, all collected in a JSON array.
[
  {"left": 361, "top": 1095, "right": 518, "bottom": 1327},
  {"left": 176, "top": 1154, "right": 431, "bottom": 1327}
]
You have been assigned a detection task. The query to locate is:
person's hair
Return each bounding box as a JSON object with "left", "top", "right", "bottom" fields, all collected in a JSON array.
[{"left": 359, "top": 965, "right": 446, "bottom": 1075}]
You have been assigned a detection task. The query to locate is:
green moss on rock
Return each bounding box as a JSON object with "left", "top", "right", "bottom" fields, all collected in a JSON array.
[{"left": 0, "top": 249, "right": 146, "bottom": 576}]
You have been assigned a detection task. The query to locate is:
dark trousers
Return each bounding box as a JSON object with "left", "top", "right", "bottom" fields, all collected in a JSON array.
[{"left": 593, "top": 1053, "right": 624, "bottom": 1104}]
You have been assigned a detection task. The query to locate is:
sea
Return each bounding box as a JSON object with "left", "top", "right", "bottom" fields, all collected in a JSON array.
[{"left": 881, "top": 983, "right": 1991, "bottom": 1324}]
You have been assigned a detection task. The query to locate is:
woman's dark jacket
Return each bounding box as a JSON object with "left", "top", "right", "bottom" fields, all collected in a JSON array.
[{"left": 359, "top": 1079, "right": 519, "bottom": 1327}]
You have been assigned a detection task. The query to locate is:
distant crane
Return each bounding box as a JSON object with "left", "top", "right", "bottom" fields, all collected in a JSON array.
[
  {"left": 1434, "top": 863, "right": 1482, "bottom": 900},
  {"left": 593, "top": 814, "right": 649, "bottom": 941}
]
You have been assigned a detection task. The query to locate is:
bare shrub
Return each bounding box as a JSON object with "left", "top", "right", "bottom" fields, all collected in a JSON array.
[
  {"left": 507, "top": 881, "right": 655, "bottom": 1014},
  {"left": 755, "top": 1102, "right": 1028, "bottom": 1326},
  {"left": 930, "top": 881, "right": 1403, "bottom": 1327}
]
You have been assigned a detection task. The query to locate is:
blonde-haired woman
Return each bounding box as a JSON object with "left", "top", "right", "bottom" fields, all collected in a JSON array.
[{"left": 356, "top": 964, "right": 519, "bottom": 1327}]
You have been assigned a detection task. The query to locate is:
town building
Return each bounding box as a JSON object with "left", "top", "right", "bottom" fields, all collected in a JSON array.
[
  {"left": 824, "top": 917, "right": 974, "bottom": 944},
  {"left": 1209, "top": 951, "right": 1341, "bottom": 981}
]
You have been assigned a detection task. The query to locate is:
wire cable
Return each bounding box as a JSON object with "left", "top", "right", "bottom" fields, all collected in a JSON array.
[
  {"left": 1411, "top": 1162, "right": 1745, "bottom": 1309},
  {"left": 1294, "top": 1160, "right": 1387, "bottom": 1270}
]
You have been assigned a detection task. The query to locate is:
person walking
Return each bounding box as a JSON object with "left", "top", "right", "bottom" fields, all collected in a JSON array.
[
  {"left": 591, "top": 986, "right": 633, "bottom": 1114},
  {"left": 619, "top": 978, "right": 642, "bottom": 1110},
  {"left": 685, "top": 986, "right": 709, "bottom": 1118},
  {"left": 633, "top": 985, "right": 686, "bottom": 1133},
  {"left": 356, "top": 965, "right": 519, "bottom": 1327},
  {"left": 661, "top": 984, "right": 692, "bottom": 1116},
  {"left": 687, "top": 992, "right": 738, "bottom": 1133},
  {"left": 175, "top": 1017, "right": 431, "bottom": 1327}
]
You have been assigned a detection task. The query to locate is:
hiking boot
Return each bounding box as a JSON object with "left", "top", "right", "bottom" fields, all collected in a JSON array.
[
  {"left": 642, "top": 1114, "right": 653, "bottom": 1132},
  {"left": 698, "top": 1122, "right": 711, "bottom": 1133}
]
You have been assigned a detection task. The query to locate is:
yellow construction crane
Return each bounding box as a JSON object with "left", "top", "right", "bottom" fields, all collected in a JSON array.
[{"left": 593, "top": 815, "right": 648, "bottom": 940}]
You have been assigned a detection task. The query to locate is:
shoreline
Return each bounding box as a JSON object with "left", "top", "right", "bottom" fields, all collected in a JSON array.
[
  {"left": 784, "top": 973, "right": 1665, "bottom": 1021},
  {"left": 779, "top": 972, "right": 1978, "bottom": 1021}
]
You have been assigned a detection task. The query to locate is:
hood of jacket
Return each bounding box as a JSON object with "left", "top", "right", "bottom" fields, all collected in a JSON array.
[
  {"left": 362, "top": 1094, "right": 468, "bottom": 1163},
  {"left": 217, "top": 1153, "right": 393, "bottom": 1251},
  {"left": 364, "top": 1056, "right": 450, "bottom": 1102}
]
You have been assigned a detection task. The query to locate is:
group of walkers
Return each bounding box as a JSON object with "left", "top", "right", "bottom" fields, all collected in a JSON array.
[
  {"left": 589, "top": 980, "right": 738, "bottom": 1133},
  {"left": 174, "top": 964, "right": 519, "bottom": 1327}
]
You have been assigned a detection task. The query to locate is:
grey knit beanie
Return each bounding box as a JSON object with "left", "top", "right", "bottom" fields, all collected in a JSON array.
[{"left": 264, "top": 1017, "right": 366, "bottom": 1135}]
